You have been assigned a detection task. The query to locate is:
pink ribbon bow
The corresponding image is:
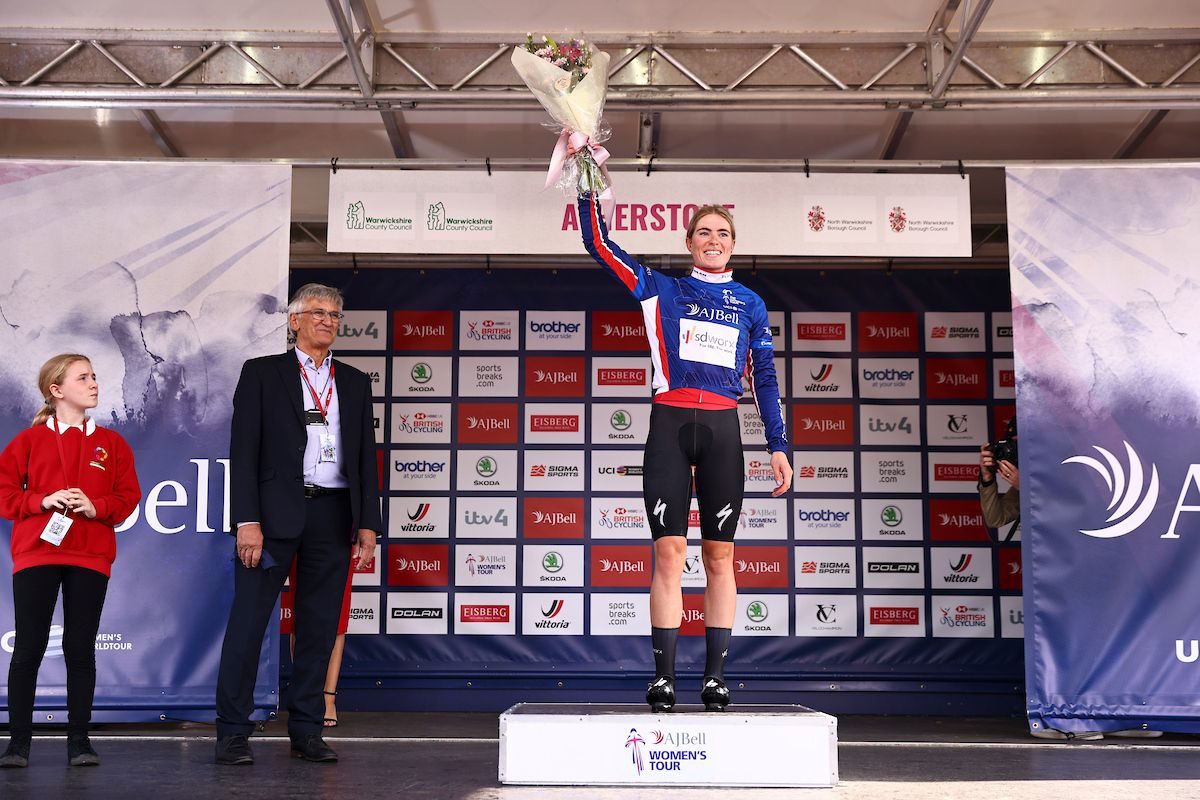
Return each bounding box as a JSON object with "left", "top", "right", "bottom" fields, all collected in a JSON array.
[{"left": 546, "top": 129, "right": 615, "bottom": 224}]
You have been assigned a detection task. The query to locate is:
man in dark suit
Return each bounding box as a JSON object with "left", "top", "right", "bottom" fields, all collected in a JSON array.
[{"left": 215, "top": 283, "right": 380, "bottom": 765}]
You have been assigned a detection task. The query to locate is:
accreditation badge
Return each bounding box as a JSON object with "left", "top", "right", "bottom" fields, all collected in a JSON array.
[
  {"left": 40, "top": 511, "right": 73, "bottom": 546},
  {"left": 319, "top": 430, "right": 337, "bottom": 463}
]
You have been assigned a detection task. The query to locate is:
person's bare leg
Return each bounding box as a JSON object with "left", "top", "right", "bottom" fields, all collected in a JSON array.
[{"left": 323, "top": 634, "right": 345, "bottom": 726}]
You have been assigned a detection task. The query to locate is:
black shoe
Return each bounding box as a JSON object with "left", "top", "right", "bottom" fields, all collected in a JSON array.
[
  {"left": 0, "top": 734, "right": 31, "bottom": 768},
  {"left": 646, "top": 675, "right": 676, "bottom": 712},
  {"left": 214, "top": 734, "right": 254, "bottom": 766},
  {"left": 290, "top": 734, "right": 338, "bottom": 763},
  {"left": 701, "top": 676, "right": 730, "bottom": 711},
  {"left": 67, "top": 734, "right": 100, "bottom": 767}
]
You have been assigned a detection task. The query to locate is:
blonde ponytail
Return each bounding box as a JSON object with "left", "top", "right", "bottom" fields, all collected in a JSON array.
[{"left": 31, "top": 353, "right": 91, "bottom": 428}]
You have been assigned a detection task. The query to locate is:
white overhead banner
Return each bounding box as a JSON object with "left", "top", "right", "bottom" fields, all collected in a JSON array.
[{"left": 327, "top": 170, "right": 972, "bottom": 257}]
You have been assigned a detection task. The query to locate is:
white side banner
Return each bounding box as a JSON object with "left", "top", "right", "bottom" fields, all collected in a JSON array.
[{"left": 327, "top": 171, "right": 972, "bottom": 257}]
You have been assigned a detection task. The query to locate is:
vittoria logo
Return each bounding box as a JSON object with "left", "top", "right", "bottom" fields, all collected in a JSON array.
[
  {"left": 533, "top": 599, "right": 570, "bottom": 630},
  {"left": 933, "top": 464, "right": 978, "bottom": 481},
  {"left": 393, "top": 311, "right": 453, "bottom": 350},
  {"left": 796, "top": 323, "right": 846, "bottom": 341},
  {"left": 459, "top": 605, "right": 510, "bottom": 623},
  {"left": 397, "top": 503, "right": 437, "bottom": 533},
  {"left": 808, "top": 205, "right": 825, "bottom": 232},
  {"left": 888, "top": 206, "right": 907, "bottom": 233},
  {"left": 871, "top": 606, "right": 918, "bottom": 625},
  {"left": 810, "top": 364, "right": 833, "bottom": 382},
  {"left": 1063, "top": 441, "right": 1160, "bottom": 539},
  {"left": 598, "top": 368, "right": 646, "bottom": 386}
]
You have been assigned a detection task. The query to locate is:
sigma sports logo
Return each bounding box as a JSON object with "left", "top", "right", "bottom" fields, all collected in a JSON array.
[
  {"left": 683, "top": 303, "right": 739, "bottom": 324},
  {"left": 799, "top": 561, "right": 852, "bottom": 575},
  {"left": 529, "top": 464, "right": 580, "bottom": 479},
  {"left": 1063, "top": 441, "right": 1160, "bottom": 539},
  {"left": 598, "top": 368, "right": 646, "bottom": 386},
  {"left": 797, "top": 323, "right": 846, "bottom": 341},
  {"left": 931, "top": 326, "right": 981, "bottom": 339}
]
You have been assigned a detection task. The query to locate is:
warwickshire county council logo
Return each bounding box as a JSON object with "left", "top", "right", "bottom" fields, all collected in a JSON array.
[
  {"left": 347, "top": 201, "right": 365, "bottom": 229},
  {"left": 1062, "top": 441, "right": 1160, "bottom": 538}
]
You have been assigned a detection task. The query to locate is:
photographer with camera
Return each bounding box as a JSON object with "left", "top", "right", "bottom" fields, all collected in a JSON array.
[{"left": 979, "top": 417, "right": 1020, "bottom": 536}]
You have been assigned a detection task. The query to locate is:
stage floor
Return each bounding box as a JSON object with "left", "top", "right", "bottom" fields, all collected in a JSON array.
[{"left": 3, "top": 714, "right": 1200, "bottom": 799}]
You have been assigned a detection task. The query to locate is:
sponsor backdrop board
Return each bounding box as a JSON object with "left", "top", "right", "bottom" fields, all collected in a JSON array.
[
  {"left": 292, "top": 264, "right": 1022, "bottom": 695},
  {"left": 0, "top": 162, "right": 291, "bottom": 722},
  {"left": 328, "top": 171, "right": 972, "bottom": 257},
  {"left": 1007, "top": 164, "right": 1200, "bottom": 733}
]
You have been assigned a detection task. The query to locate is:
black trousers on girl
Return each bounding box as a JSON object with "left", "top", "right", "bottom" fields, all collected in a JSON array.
[{"left": 7, "top": 565, "right": 109, "bottom": 736}]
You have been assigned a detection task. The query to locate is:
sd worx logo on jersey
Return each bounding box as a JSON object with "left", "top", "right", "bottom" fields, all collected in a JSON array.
[{"left": 1063, "top": 440, "right": 1159, "bottom": 538}]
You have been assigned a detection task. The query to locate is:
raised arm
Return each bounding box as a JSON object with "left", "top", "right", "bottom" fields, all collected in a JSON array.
[
  {"left": 745, "top": 300, "right": 788, "bottom": 454},
  {"left": 578, "top": 193, "right": 655, "bottom": 301}
]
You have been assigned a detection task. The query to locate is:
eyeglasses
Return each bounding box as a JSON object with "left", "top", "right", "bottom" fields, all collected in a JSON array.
[{"left": 296, "top": 309, "right": 344, "bottom": 323}]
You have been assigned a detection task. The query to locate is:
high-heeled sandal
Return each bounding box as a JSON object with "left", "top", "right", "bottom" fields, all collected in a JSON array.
[{"left": 323, "top": 690, "right": 338, "bottom": 728}]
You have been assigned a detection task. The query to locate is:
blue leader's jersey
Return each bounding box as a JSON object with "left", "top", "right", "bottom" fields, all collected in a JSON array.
[{"left": 579, "top": 194, "right": 788, "bottom": 453}]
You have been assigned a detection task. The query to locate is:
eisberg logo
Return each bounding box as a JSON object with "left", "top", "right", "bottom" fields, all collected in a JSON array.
[{"left": 1063, "top": 441, "right": 1160, "bottom": 539}]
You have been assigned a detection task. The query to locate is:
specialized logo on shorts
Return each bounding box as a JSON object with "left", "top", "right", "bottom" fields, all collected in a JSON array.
[{"left": 653, "top": 499, "right": 667, "bottom": 528}]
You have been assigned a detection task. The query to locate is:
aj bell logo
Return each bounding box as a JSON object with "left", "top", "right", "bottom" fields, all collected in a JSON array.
[{"left": 1063, "top": 441, "right": 1160, "bottom": 538}]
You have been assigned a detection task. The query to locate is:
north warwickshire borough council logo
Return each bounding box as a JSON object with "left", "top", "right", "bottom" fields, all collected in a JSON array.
[
  {"left": 1062, "top": 441, "right": 1160, "bottom": 538},
  {"left": 807, "top": 205, "right": 826, "bottom": 232},
  {"left": 888, "top": 206, "right": 907, "bottom": 233},
  {"left": 346, "top": 201, "right": 366, "bottom": 229},
  {"left": 625, "top": 728, "right": 646, "bottom": 775}
]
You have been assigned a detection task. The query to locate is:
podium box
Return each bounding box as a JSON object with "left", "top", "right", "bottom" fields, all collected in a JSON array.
[{"left": 499, "top": 703, "right": 838, "bottom": 788}]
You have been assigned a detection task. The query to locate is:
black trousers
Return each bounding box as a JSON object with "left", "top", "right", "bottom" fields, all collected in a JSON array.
[
  {"left": 215, "top": 491, "right": 351, "bottom": 739},
  {"left": 6, "top": 564, "right": 109, "bottom": 737}
]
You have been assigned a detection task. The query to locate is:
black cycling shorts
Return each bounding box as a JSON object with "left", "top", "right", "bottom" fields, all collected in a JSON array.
[{"left": 642, "top": 403, "right": 744, "bottom": 542}]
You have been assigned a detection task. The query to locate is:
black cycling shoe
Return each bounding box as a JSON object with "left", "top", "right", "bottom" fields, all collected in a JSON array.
[
  {"left": 701, "top": 676, "right": 730, "bottom": 711},
  {"left": 0, "top": 734, "right": 31, "bottom": 768},
  {"left": 67, "top": 734, "right": 100, "bottom": 767},
  {"left": 646, "top": 675, "right": 676, "bottom": 712}
]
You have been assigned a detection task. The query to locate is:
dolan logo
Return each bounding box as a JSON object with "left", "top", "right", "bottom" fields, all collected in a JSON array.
[{"left": 1062, "top": 441, "right": 1159, "bottom": 539}]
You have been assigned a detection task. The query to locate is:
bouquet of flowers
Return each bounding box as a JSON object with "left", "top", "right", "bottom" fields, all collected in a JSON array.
[{"left": 511, "top": 34, "right": 613, "bottom": 215}]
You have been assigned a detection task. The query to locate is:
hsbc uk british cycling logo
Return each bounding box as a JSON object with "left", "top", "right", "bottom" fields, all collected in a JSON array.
[{"left": 1062, "top": 441, "right": 1160, "bottom": 538}]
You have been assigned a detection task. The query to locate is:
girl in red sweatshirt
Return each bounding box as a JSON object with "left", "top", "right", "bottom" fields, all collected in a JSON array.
[{"left": 0, "top": 354, "right": 140, "bottom": 768}]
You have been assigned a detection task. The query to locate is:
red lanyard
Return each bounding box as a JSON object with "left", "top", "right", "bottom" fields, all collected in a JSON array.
[
  {"left": 51, "top": 417, "right": 91, "bottom": 494},
  {"left": 298, "top": 358, "right": 335, "bottom": 421}
]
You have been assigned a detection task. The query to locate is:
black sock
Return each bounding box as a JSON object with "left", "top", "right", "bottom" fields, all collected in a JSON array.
[
  {"left": 704, "top": 627, "right": 732, "bottom": 682},
  {"left": 651, "top": 626, "right": 679, "bottom": 679}
]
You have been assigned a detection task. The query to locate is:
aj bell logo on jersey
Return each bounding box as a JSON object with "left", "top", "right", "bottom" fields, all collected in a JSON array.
[{"left": 684, "top": 303, "right": 739, "bottom": 324}]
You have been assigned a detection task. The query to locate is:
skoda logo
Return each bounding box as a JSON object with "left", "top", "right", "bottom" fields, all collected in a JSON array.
[
  {"left": 746, "top": 601, "right": 768, "bottom": 623},
  {"left": 542, "top": 552, "right": 563, "bottom": 573},
  {"left": 475, "top": 456, "right": 497, "bottom": 477},
  {"left": 411, "top": 362, "right": 432, "bottom": 384},
  {"left": 610, "top": 409, "right": 632, "bottom": 431},
  {"left": 881, "top": 505, "right": 902, "bottom": 527}
]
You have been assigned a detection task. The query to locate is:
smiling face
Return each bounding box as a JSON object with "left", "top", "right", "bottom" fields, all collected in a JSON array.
[
  {"left": 685, "top": 212, "right": 736, "bottom": 272},
  {"left": 289, "top": 297, "right": 341, "bottom": 355},
  {"left": 50, "top": 359, "right": 98, "bottom": 415}
]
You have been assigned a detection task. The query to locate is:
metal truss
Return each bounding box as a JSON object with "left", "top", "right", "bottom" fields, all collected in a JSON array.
[{"left": 1, "top": 26, "right": 1198, "bottom": 112}]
